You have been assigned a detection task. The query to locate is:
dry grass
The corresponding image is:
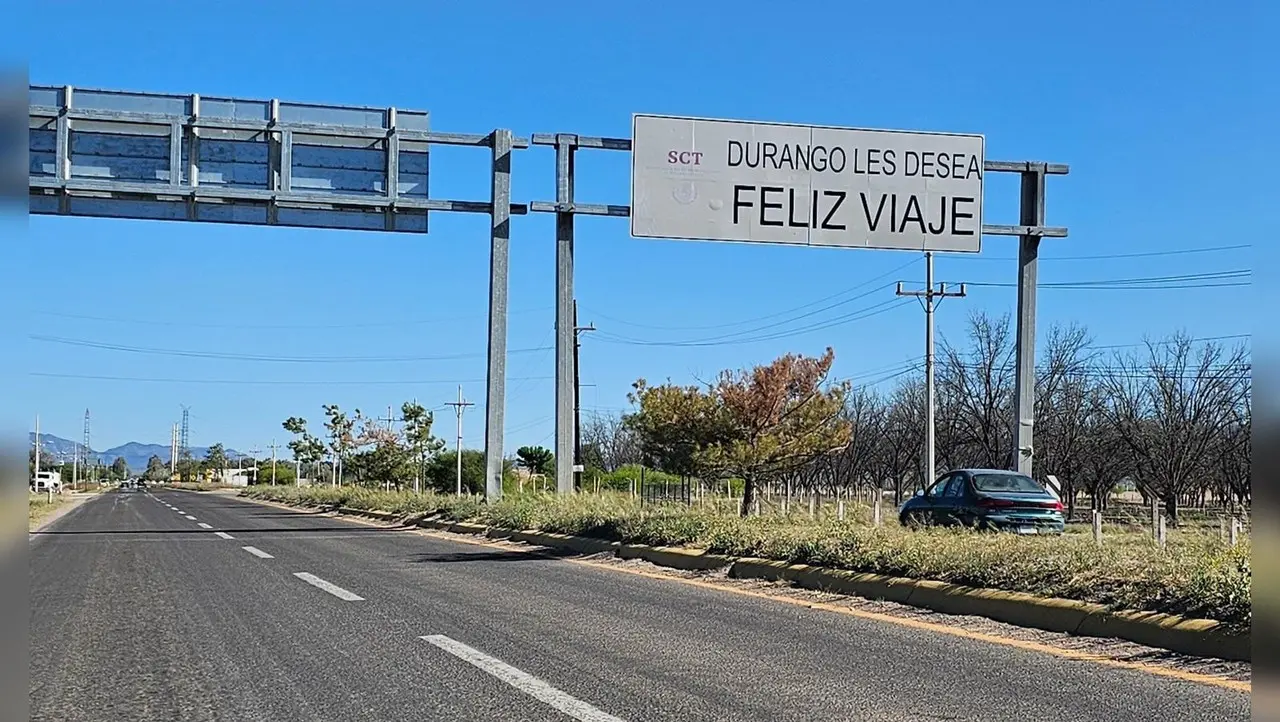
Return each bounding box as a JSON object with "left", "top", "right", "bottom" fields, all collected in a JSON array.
[
  {"left": 28, "top": 492, "right": 67, "bottom": 529},
  {"left": 168, "top": 482, "right": 239, "bottom": 491},
  {"left": 242, "top": 486, "right": 1250, "bottom": 630}
]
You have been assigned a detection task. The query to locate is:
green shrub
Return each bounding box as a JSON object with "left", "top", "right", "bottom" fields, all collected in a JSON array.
[{"left": 239, "top": 486, "right": 1250, "bottom": 629}]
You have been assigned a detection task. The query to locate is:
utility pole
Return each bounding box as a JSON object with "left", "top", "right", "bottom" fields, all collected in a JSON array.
[
  {"left": 896, "top": 252, "right": 966, "bottom": 490},
  {"left": 249, "top": 447, "right": 262, "bottom": 485},
  {"left": 33, "top": 414, "right": 40, "bottom": 480},
  {"left": 445, "top": 386, "right": 474, "bottom": 497},
  {"left": 268, "top": 439, "right": 280, "bottom": 486},
  {"left": 377, "top": 406, "right": 397, "bottom": 491},
  {"left": 572, "top": 300, "right": 595, "bottom": 492},
  {"left": 170, "top": 423, "right": 178, "bottom": 479}
]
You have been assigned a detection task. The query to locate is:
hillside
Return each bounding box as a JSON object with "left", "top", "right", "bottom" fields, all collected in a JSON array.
[{"left": 29, "top": 433, "right": 244, "bottom": 471}]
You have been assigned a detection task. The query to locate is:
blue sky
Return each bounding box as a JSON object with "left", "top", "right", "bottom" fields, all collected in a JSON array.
[{"left": 12, "top": 0, "right": 1265, "bottom": 456}]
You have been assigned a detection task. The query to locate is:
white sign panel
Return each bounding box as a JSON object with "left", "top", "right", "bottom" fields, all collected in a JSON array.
[{"left": 630, "top": 114, "right": 985, "bottom": 253}]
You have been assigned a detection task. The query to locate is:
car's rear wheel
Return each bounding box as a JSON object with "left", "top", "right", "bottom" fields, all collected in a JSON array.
[{"left": 902, "top": 510, "right": 931, "bottom": 528}]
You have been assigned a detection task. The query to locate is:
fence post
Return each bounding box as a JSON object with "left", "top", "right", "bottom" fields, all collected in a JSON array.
[
  {"left": 1229, "top": 517, "right": 1239, "bottom": 546},
  {"left": 1092, "top": 510, "right": 1102, "bottom": 547},
  {"left": 1157, "top": 515, "right": 1167, "bottom": 549},
  {"left": 837, "top": 499, "right": 846, "bottom": 521},
  {"left": 873, "top": 494, "right": 882, "bottom": 527},
  {"left": 808, "top": 494, "right": 816, "bottom": 520}
]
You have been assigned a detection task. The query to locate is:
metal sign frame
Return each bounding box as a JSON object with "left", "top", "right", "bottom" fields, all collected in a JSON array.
[
  {"left": 529, "top": 132, "right": 1068, "bottom": 493},
  {"left": 28, "top": 84, "right": 528, "bottom": 500}
]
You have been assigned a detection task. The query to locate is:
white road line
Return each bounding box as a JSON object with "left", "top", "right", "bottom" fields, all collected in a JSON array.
[
  {"left": 293, "top": 572, "right": 364, "bottom": 602},
  {"left": 197, "top": 522, "right": 212, "bottom": 529},
  {"left": 214, "top": 531, "right": 235, "bottom": 540},
  {"left": 242, "top": 546, "right": 274, "bottom": 559},
  {"left": 184, "top": 515, "right": 197, "bottom": 520},
  {"left": 421, "top": 635, "right": 625, "bottom": 722},
  {"left": 173, "top": 509, "right": 183, "bottom": 513}
]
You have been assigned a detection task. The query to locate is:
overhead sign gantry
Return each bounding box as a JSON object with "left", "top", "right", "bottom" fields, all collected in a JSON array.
[
  {"left": 28, "top": 84, "right": 526, "bottom": 500},
  {"left": 532, "top": 116, "right": 1067, "bottom": 494}
]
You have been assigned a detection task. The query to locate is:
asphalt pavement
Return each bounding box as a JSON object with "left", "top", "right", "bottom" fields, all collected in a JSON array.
[{"left": 29, "top": 488, "right": 1251, "bottom": 722}]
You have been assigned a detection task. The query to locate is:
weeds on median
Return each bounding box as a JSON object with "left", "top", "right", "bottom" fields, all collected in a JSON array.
[
  {"left": 28, "top": 492, "right": 68, "bottom": 529},
  {"left": 168, "top": 482, "right": 241, "bottom": 492},
  {"left": 240, "top": 485, "right": 1250, "bottom": 630}
]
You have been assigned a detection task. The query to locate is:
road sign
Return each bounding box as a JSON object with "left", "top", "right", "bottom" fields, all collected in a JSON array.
[
  {"left": 630, "top": 114, "right": 985, "bottom": 253},
  {"left": 1045, "top": 474, "right": 1062, "bottom": 500}
]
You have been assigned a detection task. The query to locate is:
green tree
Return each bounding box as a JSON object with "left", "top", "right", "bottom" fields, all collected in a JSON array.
[
  {"left": 203, "top": 443, "right": 228, "bottom": 481},
  {"left": 143, "top": 454, "right": 169, "bottom": 482},
  {"left": 283, "top": 416, "right": 327, "bottom": 482},
  {"left": 322, "top": 404, "right": 358, "bottom": 485},
  {"left": 423, "top": 449, "right": 516, "bottom": 494},
  {"left": 515, "top": 446, "right": 555, "bottom": 476},
  {"left": 628, "top": 348, "right": 851, "bottom": 516},
  {"left": 110, "top": 456, "right": 129, "bottom": 480},
  {"left": 625, "top": 380, "right": 726, "bottom": 478},
  {"left": 401, "top": 401, "right": 445, "bottom": 490},
  {"left": 29, "top": 445, "right": 56, "bottom": 477},
  {"left": 247, "top": 460, "right": 296, "bottom": 485},
  {"left": 175, "top": 457, "right": 201, "bottom": 482}
]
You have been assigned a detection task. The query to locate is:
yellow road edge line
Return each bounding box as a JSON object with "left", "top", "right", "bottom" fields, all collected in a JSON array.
[{"left": 235, "top": 498, "right": 1252, "bottom": 694}]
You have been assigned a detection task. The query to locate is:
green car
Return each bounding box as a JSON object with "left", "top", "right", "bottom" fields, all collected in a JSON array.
[{"left": 898, "top": 468, "right": 1065, "bottom": 535}]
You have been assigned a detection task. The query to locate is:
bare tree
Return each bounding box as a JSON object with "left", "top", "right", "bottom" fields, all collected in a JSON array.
[
  {"left": 581, "top": 412, "right": 642, "bottom": 473},
  {"left": 1033, "top": 323, "right": 1097, "bottom": 516},
  {"left": 1098, "top": 333, "right": 1250, "bottom": 524},
  {"left": 938, "top": 311, "right": 1016, "bottom": 469},
  {"left": 876, "top": 378, "right": 926, "bottom": 503},
  {"left": 826, "top": 386, "right": 886, "bottom": 493},
  {"left": 1077, "top": 385, "right": 1128, "bottom": 512}
]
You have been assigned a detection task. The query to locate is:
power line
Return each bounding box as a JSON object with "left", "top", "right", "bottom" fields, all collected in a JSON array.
[
  {"left": 28, "top": 335, "right": 552, "bottom": 363},
  {"left": 29, "top": 372, "right": 552, "bottom": 386},
  {"left": 585, "top": 268, "right": 1247, "bottom": 348},
  {"left": 577, "top": 245, "right": 1248, "bottom": 337},
  {"left": 579, "top": 256, "right": 921, "bottom": 333},
  {"left": 591, "top": 298, "right": 912, "bottom": 348},
  {"left": 951, "top": 243, "right": 1250, "bottom": 262},
  {"left": 1090, "top": 333, "right": 1250, "bottom": 350},
  {"left": 31, "top": 306, "right": 553, "bottom": 330},
  {"left": 963, "top": 269, "right": 1250, "bottom": 291}
]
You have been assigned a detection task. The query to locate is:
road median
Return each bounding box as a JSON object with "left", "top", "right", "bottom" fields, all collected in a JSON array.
[{"left": 240, "top": 489, "right": 1249, "bottom": 662}]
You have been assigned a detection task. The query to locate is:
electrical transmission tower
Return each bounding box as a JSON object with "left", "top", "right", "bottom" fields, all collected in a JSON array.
[
  {"left": 78, "top": 408, "right": 90, "bottom": 489},
  {"left": 179, "top": 405, "right": 192, "bottom": 482}
]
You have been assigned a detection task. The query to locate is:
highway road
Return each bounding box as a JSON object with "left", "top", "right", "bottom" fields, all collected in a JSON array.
[{"left": 29, "top": 488, "right": 1250, "bottom": 722}]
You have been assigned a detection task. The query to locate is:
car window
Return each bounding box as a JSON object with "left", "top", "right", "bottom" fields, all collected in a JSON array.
[
  {"left": 971, "top": 473, "right": 1044, "bottom": 493},
  {"left": 944, "top": 474, "right": 969, "bottom": 498},
  {"left": 926, "top": 473, "right": 953, "bottom": 497}
]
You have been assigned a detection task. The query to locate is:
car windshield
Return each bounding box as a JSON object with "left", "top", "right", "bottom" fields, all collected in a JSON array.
[{"left": 971, "top": 473, "right": 1044, "bottom": 494}]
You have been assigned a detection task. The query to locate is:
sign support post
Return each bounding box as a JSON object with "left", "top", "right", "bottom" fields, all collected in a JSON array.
[
  {"left": 1015, "top": 164, "right": 1047, "bottom": 476},
  {"left": 485, "top": 128, "right": 514, "bottom": 502},
  {"left": 554, "top": 134, "right": 578, "bottom": 495}
]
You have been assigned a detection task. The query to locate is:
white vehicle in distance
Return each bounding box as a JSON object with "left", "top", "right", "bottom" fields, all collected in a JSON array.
[{"left": 31, "top": 470, "right": 62, "bottom": 494}]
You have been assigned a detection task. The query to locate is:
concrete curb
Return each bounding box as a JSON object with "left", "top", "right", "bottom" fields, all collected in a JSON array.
[{"left": 244, "top": 495, "right": 1250, "bottom": 662}]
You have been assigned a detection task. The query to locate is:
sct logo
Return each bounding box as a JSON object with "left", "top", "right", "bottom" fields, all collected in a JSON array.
[{"left": 667, "top": 150, "right": 704, "bottom": 166}]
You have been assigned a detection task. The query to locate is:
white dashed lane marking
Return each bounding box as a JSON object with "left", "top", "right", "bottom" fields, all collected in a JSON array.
[{"left": 293, "top": 572, "right": 364, "bottom": 601}]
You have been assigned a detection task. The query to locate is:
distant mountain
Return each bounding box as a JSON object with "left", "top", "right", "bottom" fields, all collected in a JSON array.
[{"left": 29, "top": 433, "right": 245, "bottom": 471}]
